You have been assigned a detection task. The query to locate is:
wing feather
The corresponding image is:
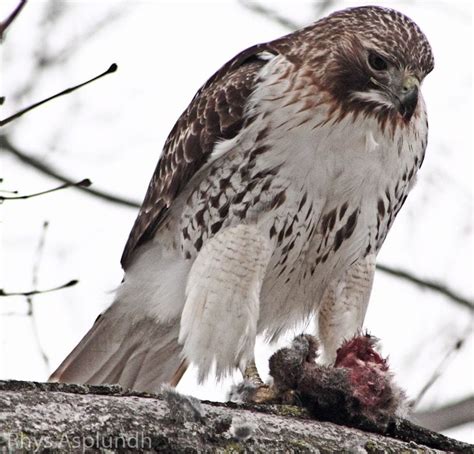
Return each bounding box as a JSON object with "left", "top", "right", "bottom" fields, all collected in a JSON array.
[{"left": 121, "top": 44, "right": 280, "bottom": 268}]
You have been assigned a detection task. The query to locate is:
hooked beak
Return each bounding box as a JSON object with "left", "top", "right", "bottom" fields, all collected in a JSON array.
[{"left": 396, "top": 75, "right": 419, "bottom": 121}]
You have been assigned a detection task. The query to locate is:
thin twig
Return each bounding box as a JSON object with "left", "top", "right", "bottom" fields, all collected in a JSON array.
[
  {"left": 238, "top": 0, "right": 301, "bottom": 30},
  {"left": 239, "top": 0, "right": 334, "bottom": 32},
  {"left": 376, "top": 264, "right": 473, "bottom": 311},
  {"left": 0, "top": 135, "right": 140, "bottom": 208},
  {"left": 0, "top": 311, "right": 29, "bottom": 317},
  {"left": 27, "top": 221, "right": 51, "bottom": 370},
  {"left": 0, "top": 63, "right": 117, "bottom": 126},
  {"left": 0, "top": 178, "right": 91, "bottom": 201},
  {"left": 0, "top": 0, "right": 27, "bottom": 38},
  {"left": 313, "top": 1, "right": 335, "bottom": 19},
  {"left": 0, "top": 279, "right": 78, "bottom": 297},
  {"left": 413, "top": 322, "right": 473, "bottom": 408},
  {"left": 29, "top": 221, "right": 49, "bottom": 309},
  {"left": 10, "top": 3, "right": 127, "bottom": 102}
]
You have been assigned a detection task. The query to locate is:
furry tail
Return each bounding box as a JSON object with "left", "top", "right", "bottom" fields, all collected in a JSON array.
[{"left": 49, "top": 308, "right": 184, "bottom": 393}]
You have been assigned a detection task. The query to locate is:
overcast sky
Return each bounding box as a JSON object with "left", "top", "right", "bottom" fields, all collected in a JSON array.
[{"left": 1, "top": 0, "right": 472, "bottom": 443}]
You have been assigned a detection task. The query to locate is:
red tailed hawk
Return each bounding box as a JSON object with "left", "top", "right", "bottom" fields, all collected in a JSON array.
[{"left": 51, "top": 6, "right": 434, "bottom": 393}]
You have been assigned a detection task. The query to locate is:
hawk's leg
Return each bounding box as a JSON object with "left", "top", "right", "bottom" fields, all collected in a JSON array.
[
  {"left": 242, "top": 359, "right": 264, "bottom": 386},
  {"left": 318, "top": 255, "right": 376, "bottom": 365},
  {"left": 179, "top": 225, "right": 272, "bottom": 383},
  {"left": 240, "top": 359, "right": 279, "bottom": 404}
]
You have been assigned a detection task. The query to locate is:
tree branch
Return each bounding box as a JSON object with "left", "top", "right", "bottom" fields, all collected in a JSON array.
[
  {"left": 0, "top": 0, "right": 27, "bottom": 39},
  {"left": 0, "top": 135, "right": 140, "bottom": 208},
  {"left": 0, "top": 63, "right": 117, "bottom": 127},
  {"left": 0, "top": 179, "right": 91, "bottom": 201},
  {"left": 238, "top": 0, "right": 301, "bottom": 30},
  {"left": 239, "top": 0, "right": 336, "bottom": 31},
  {"left": 376, "top": 264, "right": 473, "bottom": 311},
  {"left": 414, "top": 396, "right": 474, "bottom": 432},
  {"left": 0, "top": 380, "right": 472, "bottom": 452},
  {"left": 26, "top": 220, "right": 51, "bottom": 371},
  {"left": 413, "top": 323, "right": 472, "bottom": 408},
  {"left": 0, "top": 187, "right": 18, "bottom": 194},
  {"left": 313, "top": 1, "right": 336, "bottom": 19},
  {"left": 0, "top": 279, "right": 78, "bottom": 298},
  {"left": 7, "top": 3, "right": 127, "bottom": 103}
]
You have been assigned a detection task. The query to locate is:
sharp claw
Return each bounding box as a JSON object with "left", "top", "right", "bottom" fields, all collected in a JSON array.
[
  {"left": 251, "top": 384, "right": 278, "bottom": 404},
  {"left": 240, "top": 360, "right": 297, "bottom": 404}
]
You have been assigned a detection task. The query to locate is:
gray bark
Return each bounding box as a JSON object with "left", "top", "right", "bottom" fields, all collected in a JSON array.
[{"left": 0, "top": 380, "right": 471, "bottom": 453}]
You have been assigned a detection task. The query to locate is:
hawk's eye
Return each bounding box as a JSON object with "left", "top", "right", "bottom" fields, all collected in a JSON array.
[{"left": 368, "top": 53, "right": 388, "bottom": 71}]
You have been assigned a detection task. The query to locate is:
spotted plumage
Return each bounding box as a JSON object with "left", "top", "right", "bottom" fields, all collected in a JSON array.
[{"left": 51, "top": 6, "right": 433, "bottom": 391}]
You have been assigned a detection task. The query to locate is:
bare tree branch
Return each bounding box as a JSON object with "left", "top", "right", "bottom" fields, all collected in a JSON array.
[
  {"left": 0, "top": 188, "right": 18, "bottom": 194},
  {"left": 313, "top": 1, "right": 336, "bottom": 19},
  {"left": 0, "top": 311, "right": 29, "bottom": 317},
  {"left": 0, "top": 179, "right": 91, "bottom": 201},
  {"left": 0, "top": 0, "right": 27, "bottom": 39},
  {"left": 0, "top": 63, "right": 117, "bottom": 127},
  {"left": 239, "top": 0, "right": 336, "bottom": 31},
  {"left": 0, "top": 279, "right": 78, "bottom": 298},
  {"left": 7, "top": 2, "right": 127, "bottom": 102},
  {"left": 413, "top": 322, "right": 473, "bottom": 408},
  {"left": 376, "top": 264, "right": 474, "bottom": 311},
  {"left": 26, "top": 221, "right": 51, "bottom": 371},
  {"left": 0, "top": 135, "right": 141, "bottom": 208},
  {"left": 0, "top": 380, "right": 472, "bottom": 453},
  {"left": 414, "top": 396, "right": 474, "bottom": 432},
  {"left": 238, "top": 0, "right": 301, "bottom": 30}
]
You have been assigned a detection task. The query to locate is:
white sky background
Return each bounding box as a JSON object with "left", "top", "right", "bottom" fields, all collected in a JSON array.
[{"left": 0, "top": 0, "right": 472, "bottom": 443}]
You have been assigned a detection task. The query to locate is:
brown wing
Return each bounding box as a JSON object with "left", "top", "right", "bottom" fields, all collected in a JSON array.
[{"left": 121, "top": 44, "right": 279, "bottom": 268}]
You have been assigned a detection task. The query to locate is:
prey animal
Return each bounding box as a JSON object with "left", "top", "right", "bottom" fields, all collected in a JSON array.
[{"left": 51, "top": 6, "right": 434, "bottom": 394}]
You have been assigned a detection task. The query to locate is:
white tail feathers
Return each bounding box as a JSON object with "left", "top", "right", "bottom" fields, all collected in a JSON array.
[
  {"left": 49, "top": 309, "right": 183, "bottom": 393},
  {"left": 49, "top": 242, "right": 191, "bottom": 392}
]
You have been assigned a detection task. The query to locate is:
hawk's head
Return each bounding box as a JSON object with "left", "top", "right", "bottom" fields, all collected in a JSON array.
[{"left": 295, "top": 6, "right": 434, "bottom": 125}]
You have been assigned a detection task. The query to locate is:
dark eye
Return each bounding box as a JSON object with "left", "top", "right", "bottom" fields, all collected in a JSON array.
[{"left": 368, "top": 53, "right": 388, "bottom": 71}]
